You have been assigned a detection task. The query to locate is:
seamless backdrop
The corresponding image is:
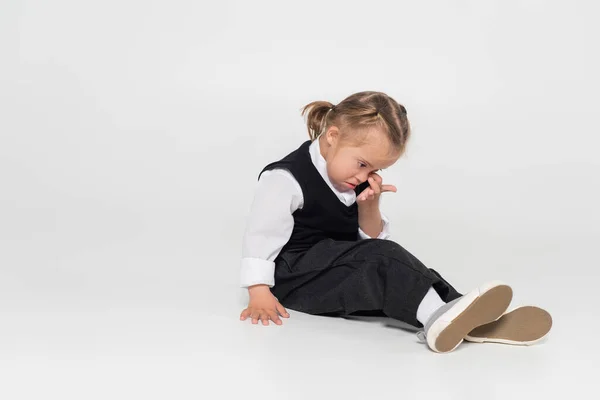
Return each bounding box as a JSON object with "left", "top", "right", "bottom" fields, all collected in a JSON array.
[{"left": 1, "top": 1, "right": 599, "bottom": 399}]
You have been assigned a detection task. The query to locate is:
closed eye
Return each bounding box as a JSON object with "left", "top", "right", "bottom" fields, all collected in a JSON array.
[{"left": 358, "top": 159, "right": 383, "bottom": 172}]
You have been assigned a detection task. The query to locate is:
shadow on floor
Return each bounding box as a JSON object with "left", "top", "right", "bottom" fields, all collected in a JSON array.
[{"left": 315, "top": 310, "right": 421, "bottom": 333}]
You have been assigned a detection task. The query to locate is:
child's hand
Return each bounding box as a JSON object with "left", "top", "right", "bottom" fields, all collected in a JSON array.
[
  {"left": 356, "top": 172, "right": 397, "bottom": 205},
  {"left": 240, "top": 284, "right": 290, "bottom": 326}
]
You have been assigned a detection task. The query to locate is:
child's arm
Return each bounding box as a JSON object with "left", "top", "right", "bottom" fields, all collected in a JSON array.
[
  {"left": 357, "top": 173, "right": 396, "bottom": 239},
  {"left": 239, "top": 169, "right": 303, "bottom": 325},
  {"left": 358, "top": 212, "right": 391, "bottom": 240},
  {"left": 358, "top": 203, "right": 385, "bottom": 238}
]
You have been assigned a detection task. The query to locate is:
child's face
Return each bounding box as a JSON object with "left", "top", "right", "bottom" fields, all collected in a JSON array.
[{"left": 319, "top": 127, "right": 400, "bottom": 193}]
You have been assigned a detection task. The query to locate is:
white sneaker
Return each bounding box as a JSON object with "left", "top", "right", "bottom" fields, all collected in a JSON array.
[
  {"left": 464, "top": 305, "right": 552, "bottom": 345},
  {"left": 416, "top": 281, "right": 513, "bottom": 353}
]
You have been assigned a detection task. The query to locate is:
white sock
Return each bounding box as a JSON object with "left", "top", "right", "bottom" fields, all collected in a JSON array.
[{"left": 416, "top": 286, "right": 446, "bottom": 326}]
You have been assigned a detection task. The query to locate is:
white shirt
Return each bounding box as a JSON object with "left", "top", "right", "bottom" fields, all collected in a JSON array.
[{"left": 240, "top": 139, "right": 391, "bottom": 288}]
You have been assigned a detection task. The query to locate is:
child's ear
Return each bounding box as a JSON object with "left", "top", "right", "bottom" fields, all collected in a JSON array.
[{"left": 325, "top": 126, "right": 340, "bottom": 146}]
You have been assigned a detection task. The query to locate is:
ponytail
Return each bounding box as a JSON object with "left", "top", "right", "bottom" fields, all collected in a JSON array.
[{"left": 300, "top": 101, "right": 336, "bottom": 141}]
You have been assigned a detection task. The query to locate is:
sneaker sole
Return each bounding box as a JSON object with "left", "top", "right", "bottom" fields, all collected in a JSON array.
[
  {"left": 464, "top": 306, "right": 552, "bottom": 345},
  {"left": 429, "top": 281, "right": 513, "bottom": 353}
]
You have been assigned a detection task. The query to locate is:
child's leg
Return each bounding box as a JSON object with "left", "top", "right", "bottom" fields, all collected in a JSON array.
[
  {"left": 271, "top": 238, "right": 463, "bottom": 328},
  {"left": 271, "top": 238, "right": 513, "bottom": 353}
]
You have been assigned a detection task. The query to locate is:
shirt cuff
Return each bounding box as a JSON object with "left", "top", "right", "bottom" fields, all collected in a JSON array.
[
  {"left": 358, "top": 213, "right": 391, "bottom": 240},
  {"left": 240, "top": 257, "right": 276, "bottom": 288}
]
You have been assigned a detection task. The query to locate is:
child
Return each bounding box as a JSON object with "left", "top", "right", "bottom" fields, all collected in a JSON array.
[{"left": 239, "top": 91, "right": 552, "bottom": 353}]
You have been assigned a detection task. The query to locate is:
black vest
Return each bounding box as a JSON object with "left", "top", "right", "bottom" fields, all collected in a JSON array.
[{"left": 259, "top": 140, "right": 369, "bottom": 255}]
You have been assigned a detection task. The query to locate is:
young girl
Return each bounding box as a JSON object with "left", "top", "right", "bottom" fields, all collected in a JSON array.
[{"left": 239, "top": 91, "right": 552, "bottom": 353}]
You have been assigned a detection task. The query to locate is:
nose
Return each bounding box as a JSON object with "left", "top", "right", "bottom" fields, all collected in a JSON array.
[{"left": 357, "top": 171, "right": 370, "bottom": 184}]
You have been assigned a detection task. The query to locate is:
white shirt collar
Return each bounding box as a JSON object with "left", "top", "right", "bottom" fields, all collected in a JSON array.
[{"left": 309, "top": 138, "right": 357, "bottom": 206}]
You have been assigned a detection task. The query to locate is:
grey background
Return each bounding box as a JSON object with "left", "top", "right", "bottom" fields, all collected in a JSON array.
[{"left": 1, "top": 0, "right": 599, "bottom": 399}]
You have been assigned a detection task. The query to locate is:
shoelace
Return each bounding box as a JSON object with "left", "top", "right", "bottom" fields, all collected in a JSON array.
[{"left": 416, "top": 330, "right": 427, "bottom": 343}]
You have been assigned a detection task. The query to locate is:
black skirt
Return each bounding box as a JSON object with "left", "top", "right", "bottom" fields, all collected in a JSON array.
[{"left": 270, "top": 238, "right": 463, "bottom": 328}]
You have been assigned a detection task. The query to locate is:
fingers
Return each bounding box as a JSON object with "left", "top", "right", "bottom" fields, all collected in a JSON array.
[
  {"left": 241, "top": 307, "right": 288, "bottom": 325},
  {"left": 369, "top": 172, "right": 383, "bottom": 184},
  {"left": 367, "top": 176, "right": 381, "bottom": 195},
  {"left": 240, "top": 308, "right": 251, "bottom": 320},
  {"left": 357, "top": 188, "right": 374, "bottom": 202},
  {"left": 252, "top": 309, "right": 269, "bottom": 326},
  {"left": 361, "top": 174, "right": 396, "bottom": 200},
  {"left": 276, "top": 302, "right": 290, "bottom": 318},
  {"left": 250, "top": 310, "right": 261, "bottom": 324},
  {"left": 267, "top": 310, "right": 282, "bottom": 325}
]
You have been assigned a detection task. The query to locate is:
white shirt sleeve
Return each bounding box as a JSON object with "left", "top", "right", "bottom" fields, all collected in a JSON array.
[
  {"left": 358, "top": 212, "right": 391, "bottom": 240},
  {"left": 240, "top": 169, "right": 304, "bottom": 288}
]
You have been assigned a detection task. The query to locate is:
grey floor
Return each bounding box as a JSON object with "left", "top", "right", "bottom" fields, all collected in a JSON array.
[{"left": 1, "top": 206, "right": 597, "bottom": 399}]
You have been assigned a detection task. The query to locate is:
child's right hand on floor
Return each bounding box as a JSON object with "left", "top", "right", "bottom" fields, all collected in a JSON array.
[{"left": 240, "top": 284, "right": 290, "bottom": 326}]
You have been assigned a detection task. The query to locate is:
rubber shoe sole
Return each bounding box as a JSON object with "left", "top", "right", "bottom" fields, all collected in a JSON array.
[
  {"left": 428, "top": 281, "right": 513, "bottom": 353},
  {"left": 464, "top": 306, "right": 552, "bottom": 345}
]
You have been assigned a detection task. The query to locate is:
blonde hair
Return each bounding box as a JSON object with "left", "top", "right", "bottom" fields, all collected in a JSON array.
[{"left": 300, "top": 91, "right": 411, "bottom": 156}]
